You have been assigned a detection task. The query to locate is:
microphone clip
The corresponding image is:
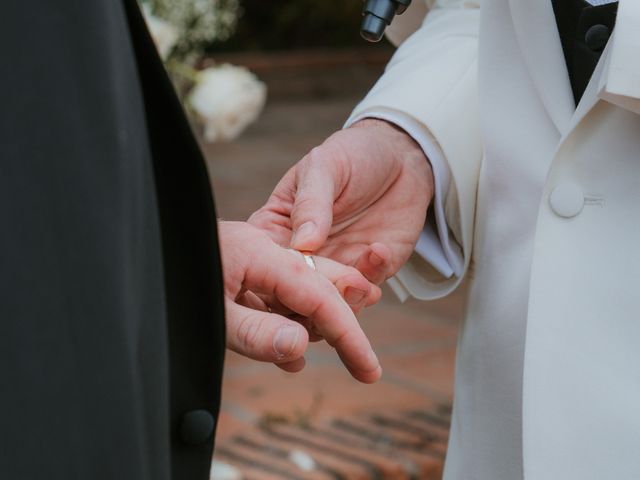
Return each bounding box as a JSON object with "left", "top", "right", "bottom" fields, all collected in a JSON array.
[{"left": 360, "top": 0, "right": 412, "bottom": 42}]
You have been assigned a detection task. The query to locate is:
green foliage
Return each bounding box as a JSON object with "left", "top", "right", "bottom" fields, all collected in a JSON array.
[{"left": 142, "top": 0, "right": 241, "bottom": 63}]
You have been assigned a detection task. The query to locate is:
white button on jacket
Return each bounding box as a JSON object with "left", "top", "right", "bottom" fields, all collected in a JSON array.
[{"left": 549, "top": 182, "right": 585, "bottom": 218}]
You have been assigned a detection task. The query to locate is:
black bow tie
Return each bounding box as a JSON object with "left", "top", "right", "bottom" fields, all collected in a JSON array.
[{"left": 551, "top": 0, "right": 619, "bottom": 104}]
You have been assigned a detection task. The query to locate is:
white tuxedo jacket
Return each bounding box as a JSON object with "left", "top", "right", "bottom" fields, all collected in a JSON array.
[{"left": 348, "top": 1, "right": 640, "bottom": 478}]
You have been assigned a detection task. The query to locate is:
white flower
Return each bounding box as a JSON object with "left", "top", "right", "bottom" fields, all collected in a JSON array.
[
  {"left": 188, "top": 64, "right": 267, "bottom": 142},
  {"left": 142, "top": 5, "right": 180, "bottom": 60}
]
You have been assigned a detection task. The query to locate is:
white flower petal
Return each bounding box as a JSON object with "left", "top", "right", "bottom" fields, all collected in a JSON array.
[
  {"left": 188, "top": 64, "right": 267, "bottom": 142},
  {"left": 142, "top": 8, "right": 180, "bottom": 60}
]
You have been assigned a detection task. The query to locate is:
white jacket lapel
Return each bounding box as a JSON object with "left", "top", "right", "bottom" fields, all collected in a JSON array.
[
  {"left": 508, "top": 0, "right": 575, "bottom": 132},
  {"left": 561, "top": 40, "right": 611, "bottom": 138}
]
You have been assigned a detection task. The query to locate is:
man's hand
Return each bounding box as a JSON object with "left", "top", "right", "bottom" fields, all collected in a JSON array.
[
  {"left": 249, "top": 119, "right": 434, "bottom": 285},
  {"left": 219, "top": 221, "right": 382, "bottom": 384}
]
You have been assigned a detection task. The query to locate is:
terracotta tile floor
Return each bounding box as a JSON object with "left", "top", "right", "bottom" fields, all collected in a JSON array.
[{"left": 202, "top": 65, "right": 464, "bottom": 479}]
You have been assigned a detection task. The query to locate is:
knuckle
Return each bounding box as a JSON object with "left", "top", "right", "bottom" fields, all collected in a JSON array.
[
  {"left": 345, "top": 265, "right": 362, "bottom": 277},
  {"left": 294, "top": 195, "right": 316, "bottom": 210},
  {"left": 246, "top": 208, "right": 265, "bottom": 225},
  {"left": 307, "top": 146, "right": 324, "bottom": 163},
  {"left": 328, "top": 328, "right": 352, "bottom": 351},
  {"left": 304, "top": 145, "right": 335, "bottom": 175},
  {"left": 291, "top": 261, "right": 306, "bottom": 276},
  {"left": 235, "top": 314, "right": 263, "bottom": 353}
]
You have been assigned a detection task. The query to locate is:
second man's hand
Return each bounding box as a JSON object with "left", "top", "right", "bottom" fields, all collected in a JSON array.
[{"left": 249, "top": 118, "right": 434, "bottom": 285}]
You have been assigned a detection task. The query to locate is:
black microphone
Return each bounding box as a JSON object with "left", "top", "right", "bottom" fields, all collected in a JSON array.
[{"left": 360, "top": 0, "right": 412, "bottom": 42}]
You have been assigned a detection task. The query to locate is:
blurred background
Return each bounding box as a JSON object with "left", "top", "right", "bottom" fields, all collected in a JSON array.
[
  {"left": 208, "top": 0, "right": 373, "bottom": 51},
  {"left": 141, "top": 1, "right": 464, "bottom": 478}
]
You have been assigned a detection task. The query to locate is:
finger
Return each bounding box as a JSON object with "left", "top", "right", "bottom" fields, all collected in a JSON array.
[
  {"left": 287, "top": 314, "right": 324, "bottom": 342},
  {"left": 247, "top": 208, "right": 293, "bottom": 247},
  {"left": 243, "top": 304, "right": 324, "bottom": 342},
  {"left": 248, "top": 168, "right": 296, "bottom": 248},
  {"left": 363, "top": 283, "right": 383, "bottom": 307},
  {"left": 289, "top": 148, "right": 339, "bottom": 252},
  {"left": 225, "top": 299, "right": 309, "bottom": 364},
  {"left": 354, "top": 242, "right": 393, "bottom": 285},
  {"left": 239, "top": 290, "right": 324, "bottom": 341},
  {"left": 247, "top": 291, "right": 295, "bottom": 317},
  {"left": 275, "top": 357, "right": 307, "bottom": 373},
  {"left": 244, "top": 245, "right": 382, "bottom": 383},
  {"left": 311, "top": 255, "right": 379, "bottom": 312},
  {"left": 236, "top": 290, "right": 270, "bottom": 311},
  {"left": 259, "top": 251, "right": 381, "bottom": 314}
]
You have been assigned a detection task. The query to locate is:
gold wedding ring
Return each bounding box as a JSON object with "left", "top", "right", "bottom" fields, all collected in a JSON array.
[
  {"left": 301, "top": 252, "right": 317, "bottom": 271},
  {"left": 286, "top": 248, "right": 317, "bottom": 270}
]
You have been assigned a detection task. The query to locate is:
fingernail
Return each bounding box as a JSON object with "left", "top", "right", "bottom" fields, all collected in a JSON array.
[
  {"left": 371, "top": 351, "right": 381, "bottom": 369},
  {"left": 291, "top": 221, "right": 316, "bottom": 247},
  {"left": 367, "top": 351, "right": 382, "bottom": 376},
  {"left": 273, "top": 325, "right": 300, "bottom": 358},
  {"left": 369, "top": 251, "right": 384, "bottom": 267},
  {"left": 344, "top": 287, "right": 367, "bottom": 306}
]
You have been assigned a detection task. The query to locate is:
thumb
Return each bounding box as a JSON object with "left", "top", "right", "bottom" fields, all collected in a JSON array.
[
  {"left": 289, "top": 148, "right": 338, "bottom": 252},
  {"left": 225, "top": 298, "right": 309, "bottom": 364}
]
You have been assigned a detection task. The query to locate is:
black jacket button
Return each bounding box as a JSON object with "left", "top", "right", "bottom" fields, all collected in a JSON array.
[
  {"left": 584, "top": 24, "right": 610, "bottom": 52},
  {"left": 180, "top": 410, "right": 215, "bottom": 445}
]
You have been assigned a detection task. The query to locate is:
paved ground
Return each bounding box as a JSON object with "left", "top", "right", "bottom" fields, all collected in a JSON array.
[{"left": 201, "top": 53, "right": 465, "bottom": 479}]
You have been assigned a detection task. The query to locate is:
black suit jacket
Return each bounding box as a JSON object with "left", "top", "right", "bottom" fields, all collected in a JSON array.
[{"left": 0, "top": 1, "right": 225, "bottom": 479}]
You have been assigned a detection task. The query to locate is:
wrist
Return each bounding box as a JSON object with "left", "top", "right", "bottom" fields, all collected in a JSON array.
[
  {"left": 352, "top": 117, "right": 434, "bottom": 197},
  {"left": 351, "top": 118, "right": 425, "bottom": 158},
  {"left": 351, "top": 117, "right": 410, "bottom": 139}
]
